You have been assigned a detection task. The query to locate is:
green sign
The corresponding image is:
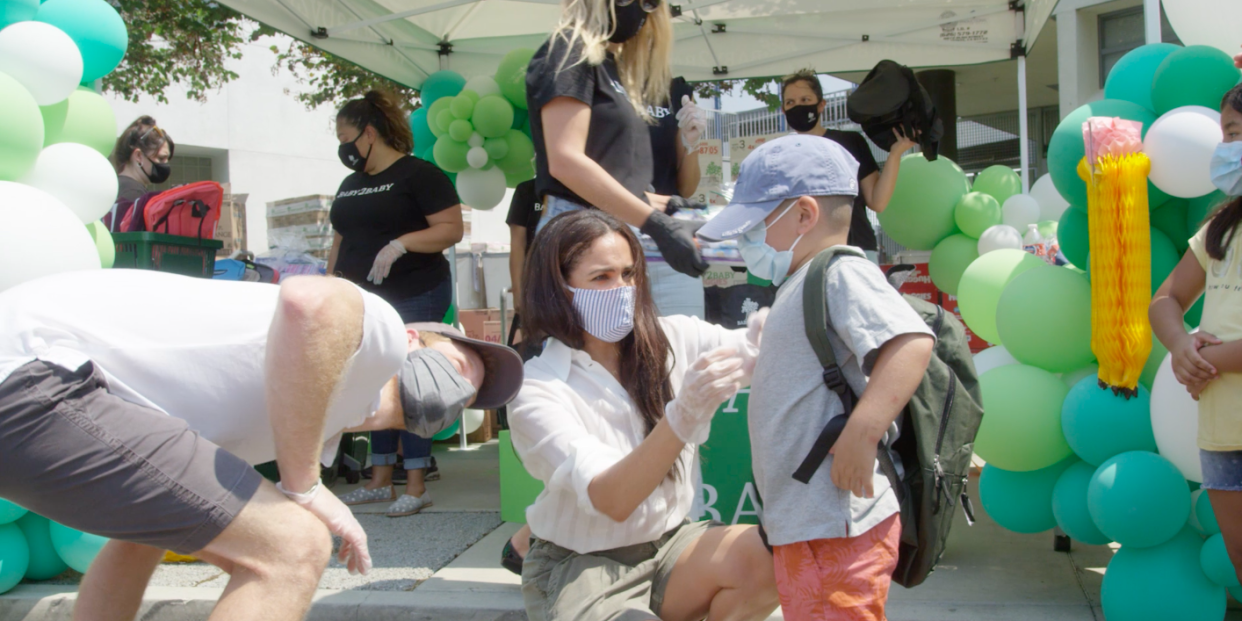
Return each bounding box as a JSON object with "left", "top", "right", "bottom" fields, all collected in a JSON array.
[{"left": 697, "top": 389, "right": 761, "bottom": 525}]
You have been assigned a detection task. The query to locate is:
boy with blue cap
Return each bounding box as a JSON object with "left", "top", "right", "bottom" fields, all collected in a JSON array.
[{"left": 697, "top": 135, "right": 934, "bottom": 620}]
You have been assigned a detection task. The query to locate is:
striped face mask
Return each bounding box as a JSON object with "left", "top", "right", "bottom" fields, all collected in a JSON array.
[{"left": 569, "top": 285, "right": 636, "bottom": 343}]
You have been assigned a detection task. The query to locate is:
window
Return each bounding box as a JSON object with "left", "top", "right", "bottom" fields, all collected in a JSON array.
[
  {"left": 1099, "top": 5, "right": 1183, "bottom": 88},
  {"left": 150, "top": 155, "right": 214, "bottom": 192}
]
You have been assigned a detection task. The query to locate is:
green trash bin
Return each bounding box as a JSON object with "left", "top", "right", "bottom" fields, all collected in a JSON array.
[{"left": 112, "top": 232, "right": 222, "bottom": 278}]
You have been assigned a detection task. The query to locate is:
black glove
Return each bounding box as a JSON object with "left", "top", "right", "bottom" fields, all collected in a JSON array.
[
  {"left": 640, "top": 210, "right": 708, "bottom": 278},
  {"left": 663, "top": 196, "right": 708, "bottom": 217}
]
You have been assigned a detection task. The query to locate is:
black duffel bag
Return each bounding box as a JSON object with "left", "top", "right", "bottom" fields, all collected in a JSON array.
[{"left": 847, "top": 60, "right": 944, "bottom": 161}]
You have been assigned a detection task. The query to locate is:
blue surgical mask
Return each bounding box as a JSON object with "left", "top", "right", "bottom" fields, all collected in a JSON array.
[
  {"left": 570, "top": 285, "right": 636, "bottom": 342},
  {"left": 737, "top": 204, "right": 804, "bottom": 286},
  {"left": 1211, "top": 141, "right": 1242, "bottom": 197}
]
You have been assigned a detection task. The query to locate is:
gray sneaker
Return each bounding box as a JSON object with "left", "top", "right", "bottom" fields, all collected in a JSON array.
[
  {"left": 386, "top": 493, "right": 433, "bottom": 517},
  {"left": 338, "top": 486, "right": 396, "bottom": 506}
]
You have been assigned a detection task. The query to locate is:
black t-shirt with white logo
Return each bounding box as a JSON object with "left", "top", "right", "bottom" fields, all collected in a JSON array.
[
  {"left": 505, "top": 179, "right": 542, "bottom": 251},
  {"left": 330, "top": 155, "right": 460, "bottom": 299},
  {"left": 819, "top": 129, "right": 881, "bottom": 251},
  {"left": 648, "top": 78, "right": 695, "bottom": 197},
  {"left": 526, "top": 35, "right": 653, "bottom": 206}
]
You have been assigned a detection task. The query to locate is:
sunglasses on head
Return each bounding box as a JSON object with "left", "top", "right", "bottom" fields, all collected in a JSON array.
[{"left": 616, "top": 0, "right": 662, "bottom": 12}]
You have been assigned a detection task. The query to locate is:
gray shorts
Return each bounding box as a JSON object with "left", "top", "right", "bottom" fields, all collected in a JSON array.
[
  {"left": 521, "top": 519, "right": 718, "bottom": 621},
  {"left": 0, "top": 360, "right": 262, "bottom": 554},
  {"left": 1201, "top": 449, "right": 1242, "bottom": 491}
]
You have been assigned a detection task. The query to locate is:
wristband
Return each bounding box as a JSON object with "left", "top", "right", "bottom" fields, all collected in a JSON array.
[{"left": 276, "top": 478, "right": 322, "bottom": 505}]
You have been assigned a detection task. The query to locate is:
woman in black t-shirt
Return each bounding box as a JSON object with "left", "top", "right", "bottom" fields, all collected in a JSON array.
[
  {"left": 525, "top": 0, "right": 707, "bottom": 279},
  {"left": 328, "top": 90, "right": 464, "bottom": 517}
]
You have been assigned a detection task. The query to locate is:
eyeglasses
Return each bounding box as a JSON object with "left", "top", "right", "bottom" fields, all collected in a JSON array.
[{"left": 616, "top": 0, "right": 662, "bottom": 13}]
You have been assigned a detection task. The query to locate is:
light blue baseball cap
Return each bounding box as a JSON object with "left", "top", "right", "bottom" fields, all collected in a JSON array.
[{"left": 696, "top": 134, "right": 860, "bottom": 241}]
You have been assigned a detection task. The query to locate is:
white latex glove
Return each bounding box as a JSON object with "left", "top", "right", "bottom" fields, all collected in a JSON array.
[
  {"left": 278, "top": 480, "right": 373, "bottom": 575},
  {"left": 367, "top": 239, "right": 407, "bottom": 285},
  {"left": 738, "top": 307, "right": 769, "bottom": 385},
  {"left": 666, "top": 346, "right": 745, "bottom": 445},
  {"left": 676, "top": 95, "right": 707, "bottom": 153}
]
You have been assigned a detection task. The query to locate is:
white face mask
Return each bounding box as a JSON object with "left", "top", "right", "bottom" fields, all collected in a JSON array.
[
  {"left": 569, "top": 285, "right": 636, "bottom": 342},
  {"left": 737, "top": 203, "right": 803, "bottom": 286},
  {"left": 1211, "top": 141, "right": 1242, "bottom": 197}
]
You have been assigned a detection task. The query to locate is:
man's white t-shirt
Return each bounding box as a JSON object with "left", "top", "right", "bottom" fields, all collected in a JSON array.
[{"left": 0, "top": 270, "right": 407, "bottom": 466}]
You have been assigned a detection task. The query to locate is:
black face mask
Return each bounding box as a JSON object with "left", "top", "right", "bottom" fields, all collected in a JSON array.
[
  {"left": 784, "top": 104, "right": 821, "bottom": 133},
  {"left": 609, "top": 0, "right": 649, "bottom": 43},
  {"left": 140, "top": 156, "right": 171, "bottom": 185},
  {"left": 338, "top": 128, "right": 373, "bottom": 172}
]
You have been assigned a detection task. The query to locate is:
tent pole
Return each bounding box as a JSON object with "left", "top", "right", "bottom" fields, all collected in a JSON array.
[
  {"left": 1018, "top": 54, "right": 1030, "bottom": 194},
  {"left": 1144, "top": 0, "right": 1161, "bottom": 45}
]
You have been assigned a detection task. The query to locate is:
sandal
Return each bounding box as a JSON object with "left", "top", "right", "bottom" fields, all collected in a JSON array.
[
  {"left": 500, "top": 539, "right": 524, "bottom": 576},
  {"left": 338, "top": 486, "right": 396, "bottom": 506},
  {"left": 386, "top": 493, "right": 433, "bottom": 517}
]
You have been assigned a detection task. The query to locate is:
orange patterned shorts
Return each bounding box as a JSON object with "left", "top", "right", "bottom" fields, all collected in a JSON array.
[{"left": 772, "top": 514, "right": 902, "bottom": 621}]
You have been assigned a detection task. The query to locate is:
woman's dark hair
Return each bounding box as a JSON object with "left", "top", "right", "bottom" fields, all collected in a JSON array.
[
  {"left": 1204, "top": 83, "right": 1242, "bottom": 261},
  {"left": 337, "top": 90, "right": 415, "bottom": 154},
  {"left": 111, "top": 116, "right": 175, "bottom": 174},
  {"left": 781, "top": 68, "right": 823, "bottom": 103},
  {"left": 522, "top": 209, "right": 676, "bottom": 439}
]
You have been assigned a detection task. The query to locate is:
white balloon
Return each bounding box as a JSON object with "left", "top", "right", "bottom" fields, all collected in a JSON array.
[
  {"left": 0, "top": 22, "right": 83, "bottom": 106},
  {"left": 466, "top": 146, "right": 489, "bottom": 169},
  {"left": 1030, "top": 174, "right": 1070, "bottom": 222},
  {"left": 462, "top": 408, "right": 486, "bottom": 435},
  {"left": 456, "top": 166, "right": 506, "bottom": 210},
  {"left": 1150, "top": 353, "right": 1203, "bottom": 482},
  {"left": 1001, "top": 194, "right": 1040, "bottom": 230},
  {"left": 1145, "top": 106, "right": 1222, "bottom": 199},
  {"left": 20, "top": 143, "right": 118, "bottom": 223},
  {"left": 977, "top": 224, "right": 1024, "bottom": 255},
  {"left": 973, "top": 346, "right": 1019, "bottom": 376},
  {"left": 468, "top": 132, "right": 485, "bottom": 148},
  {"left": 463, "top": 75, "right": 501, "bottom": 98},
  {"left": 0, "top": 181, "right": 100, "bottom": 293},
  {"left": 1163, "top": 0, "right": 1242, "bottom": 56}
]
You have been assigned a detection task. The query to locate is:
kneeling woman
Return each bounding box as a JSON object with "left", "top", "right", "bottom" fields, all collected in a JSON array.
[{"left": 509, "top": 209, "right": 779, "bottom": 621}]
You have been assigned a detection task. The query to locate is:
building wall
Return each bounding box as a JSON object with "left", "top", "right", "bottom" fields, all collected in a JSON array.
[{"left": 107, "top": 35, "right": 349, "bottom": 252}]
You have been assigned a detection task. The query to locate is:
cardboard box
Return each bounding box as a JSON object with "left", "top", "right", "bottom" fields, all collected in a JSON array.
[
  {"left": 216, "top": 192, "right": 248, "bottom": 257},
  {"left": 457, "top": 308, "right": 515, "bottom": 342},
  {"left": 267, "top": 195, "right": 333, "bottom": 237}
]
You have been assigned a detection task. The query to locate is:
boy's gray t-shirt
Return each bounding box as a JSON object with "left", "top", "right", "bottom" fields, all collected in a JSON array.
[{"left": 748, "top": 252, "right": 934, "bottom": 546}]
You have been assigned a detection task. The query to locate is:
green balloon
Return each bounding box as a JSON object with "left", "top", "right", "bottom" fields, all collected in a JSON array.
[
  {"left": 996, "top": 266, "right": 1094, "bottom": 372},
  {"left": 0, "top": 499, "right": 27, "bottom": 525},
  {"left": 432, "top": 137, "right": 470, "bottom": 173},
  {"left": 980, "top": 458, "right": 1076, "bottom": 534},
  {"left": 41, "top": 86, "right": 114, "bottom": 156},
  {"left": 36, "top": 0, "right": 128, "bottom": 82},
  {"left": 496, "top": 129, "right": 534, "bottom": 173},
  {"left": 419, "top": 70, "right": 465, "bottom": 106},
  {"left": 971, "top": 165, "right": 1022, "bottom": 204},
  {"left": 975, "top": 364, "right": 1073, "bottom": 472},
  {"left": 1062, "top": 363, "right": 1099, "bottom": 388},
  {"left": 957, "top": 248, "right": 1048, "bottom": 344},
  {"left": 1198, "top": 491, "right": 1221, "bottom": 536},
  {"left": 1, "top": 0, "right": 39, "bottom": 29},
  {"left": 928, "top": 234, "right": 979, "bottom": 296},
  {"left": 1150, "top": 227, "right": 1180, "bottom": 296},
  {"left": 450, "top": 94, "right": 475, "bottom": 121},
  {"left": 483, "top": 136, "right": 509, "bottom": 161},
  {"left": 1101, "top": 528, "right": 1225, "bottom": 621},
  {"left": 953, "top": 192, "right": 1001, "bottom": 239},
  {"left": 0, "top": 71, "right": 45, "bottom": 181},
  {"left": 1048, "top": 100, "right": 1156, "bottom": 210},
  {"left": 408, "top": 108, "right": 435, "bottom": 154},
  {"left": 1062, "top": 375, "right": 1155, "bottom": 466},
  {"left": 48, "top": 521, "right": 106, "bottom": 573},
  {"left": 1151, "top": 198, "right": 1190, "bottom": 253},
  {"left": 427, "top": 98, "right": 453, "bottom": 138},
  {"left": 495, "top": 48, "right": 535, "bottom": 110},
  {"left": 432, "top": 419, "right": 460, "bottom": 441},
  {"left": 448, "top": 119, "right": 474, "bottom": 143},
  {"left": 1187, "top": 190, "right": 1228, "bottom": 232},
  {"left": 511, "top": 107, "right": 528, "bottom": 130},
  {"left": 1037, "top": 219, "right": 1058, "bottom": 240},
  {"left": 1202, "top": 534, "right": 1240, "bottom": 587},
  {"left": 877, "top": 154, "right": 969, "bottom": 250},
  {"left": 0, "top": 523, "right": 29, "bottom": 594},
  {"left": 473, "top": 95, "right": 515, "bottom": 139},
  {"left": 1058, "top": 206, "right": 1089, "bottom": 269},
  {"left": 1089, "top": 451, "right": 1191, "bottom": 547},
  {"left": 1104, "top": 43, "right": 1182, "bottom": 112},
  {"left": 1052, "top": 461, "right": 1113, "bottom": 545},
  {"left": 86, "top": 220, "right": 113, "bottom": 269},
  {"left": 15, "top": 513, "right": 68, "bottom": 580},
  {"left": 505, "top": 165, "right": 534, "bottom": 188},
  {"left": 1152, "top": 45, "right": 1242, "bottom": 115}
]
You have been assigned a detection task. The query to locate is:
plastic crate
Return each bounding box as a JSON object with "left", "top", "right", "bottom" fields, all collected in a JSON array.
[{"left": 113, "top": 232, "right": 223, "bottom": 278}]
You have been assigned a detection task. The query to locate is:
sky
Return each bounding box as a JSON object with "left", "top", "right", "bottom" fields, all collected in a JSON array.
[{"left": 715, "top": 74, "right": 853, "bottom": 112}]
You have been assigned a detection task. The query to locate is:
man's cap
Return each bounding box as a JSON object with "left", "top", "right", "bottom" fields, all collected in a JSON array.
[
  {"left": 696, "top": 134, "right": 860, "bottom": 241},
  {"left": 408, "top": 322, "right": 524, "bottom": 410}
]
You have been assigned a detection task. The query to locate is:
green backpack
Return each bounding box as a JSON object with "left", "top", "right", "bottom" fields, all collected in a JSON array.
[{"left": 793, "top": 247, "right": 984, "bottom": 588}]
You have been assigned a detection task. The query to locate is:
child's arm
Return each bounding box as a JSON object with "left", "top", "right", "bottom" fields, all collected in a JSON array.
[
  {"left": 1150, "top": 253, "right": 1221, "bottom": 390},
  {"left": 831, "top": 332, "right": 934, "bottom": 499},
  {"left": 1197, "top": 340, "right": 1242, "bottom": 375}
]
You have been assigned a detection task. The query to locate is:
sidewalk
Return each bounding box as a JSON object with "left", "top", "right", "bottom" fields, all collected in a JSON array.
[{"left": 2, "top": 441, "right": 1237, "bottom": 621}]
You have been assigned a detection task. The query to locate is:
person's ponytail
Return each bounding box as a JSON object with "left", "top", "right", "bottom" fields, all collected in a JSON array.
[{"left": 337, "top": 90, "right": 414, "bottom": 154}]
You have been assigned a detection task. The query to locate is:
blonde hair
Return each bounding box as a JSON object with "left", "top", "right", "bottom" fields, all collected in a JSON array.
[{"left": 548, "top": 0, "right": 672, "bottom": 121}]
